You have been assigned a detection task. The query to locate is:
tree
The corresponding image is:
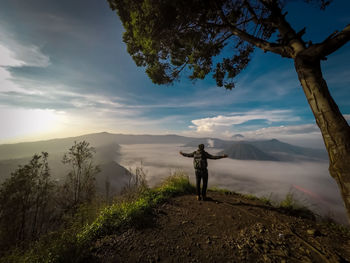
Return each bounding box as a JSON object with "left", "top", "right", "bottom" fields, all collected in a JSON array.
[
  {"left": 121, "top": 165, "right": 148, "bottom": 201},
  {"left": 108, "top": 0, "right": 350, "bottom": 221},
  {"left": 61, "top": 141, "right": 100, "bottom": 210},
  {"left": 0, "top": 152, "right": 54, "bottom": 251}
]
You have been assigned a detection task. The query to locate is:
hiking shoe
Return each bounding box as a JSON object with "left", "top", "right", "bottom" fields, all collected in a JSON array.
[{"left": 196, "top": 196, "right": 202, "bottom": 201}]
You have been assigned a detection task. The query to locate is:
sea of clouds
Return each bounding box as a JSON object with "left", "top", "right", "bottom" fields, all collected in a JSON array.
[{"left": 119, "top": 144, "right": 348, "bottom": 224}]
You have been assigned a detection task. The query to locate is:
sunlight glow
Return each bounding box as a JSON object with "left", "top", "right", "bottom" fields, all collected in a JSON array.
[{"left": 0, "top": 107, "right": 67, "bottom": 142}]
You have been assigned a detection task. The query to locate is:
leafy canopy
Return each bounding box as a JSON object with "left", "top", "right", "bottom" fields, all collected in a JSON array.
[{"left": 108, "top": 0, "right": 332, "bottom": 89}]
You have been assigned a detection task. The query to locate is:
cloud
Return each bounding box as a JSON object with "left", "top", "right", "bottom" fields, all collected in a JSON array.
[
  {"left": 119, "top": 143, "right": 347, "bottom": 224},
  {"left": 0, "top": 26, "right": 50, "bottom": 95},
  {"left": 183, "top": 119, "right": 325, "bottom": 148},
  {"left": 0, "top": 28, "right": 50, "bottom": 68},
  {"left": 189, "top": 110, "right": 300, "bottom": 133},
  {"left": 239, "top": 124, "right": 325, "bottom": 148},
  {"left": 0, "top": 44, "right": 23, "bottom": 67},
  {"left": 245, "top": 123, "right": 320, "bottom": 136}
]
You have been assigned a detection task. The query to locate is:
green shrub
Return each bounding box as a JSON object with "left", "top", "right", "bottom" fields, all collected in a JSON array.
[
  {"left": 156, "top": 171, "right": 195, "bottom": 195},
  {"left": 240, "top": 193, "right": 272, "bottom": 205},
  {"left": 278, "top": 192, "right": 315, "bottom": 220},
  {"left": 279, "top": 192, "right": 298, "bottom": 209}
]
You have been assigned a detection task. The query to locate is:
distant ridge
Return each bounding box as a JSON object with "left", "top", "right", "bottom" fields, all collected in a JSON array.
[
  {"left": 0, "top": 132, "right": 327, "bottom": 162},
  {"left": 250, "top": 139, "right": 328, "bottom": 160},
  {"left": 219, "top": 142, "right": 278, "bottom": 161},
  {"left": 0, "top": 132, "right": 194, "bottom": 160},
  {"left": 232, "top": 133, "right": 244, "bottom": 140},
  {"left": 184, "top": 138, "right": 327, "bottom": 162}
]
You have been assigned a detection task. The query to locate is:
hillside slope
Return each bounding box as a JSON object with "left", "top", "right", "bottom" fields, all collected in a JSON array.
[
  {"left": 92, "top": 191, "right": 350, "bottom": 263},
  {"left": 219, "top": 142, "right": 278, "bottom": 161}
]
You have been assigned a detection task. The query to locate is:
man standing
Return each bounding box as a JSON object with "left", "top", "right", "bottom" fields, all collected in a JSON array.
[{"left": 180, "top": 144, "right": 228, "bottom": 201}]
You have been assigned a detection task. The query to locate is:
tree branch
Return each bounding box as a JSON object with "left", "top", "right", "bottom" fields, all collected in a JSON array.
[
  {"left": 258, "top": 0, "right": 307, "bottom": 57},
  {"left": 243, "top": 0, "right": 259, "bottom": 24},
  {"left": 243, "top": 0, "right": 278, "bottom": 27},
  {"left": 307, "top": 24, "right": 350, "bottom": 58},
  {"left": 172, "top": 61, "right": 188, "bottom": 79},
  {"left": 214, "top": 8, "right": 292, "bottom": 58}
]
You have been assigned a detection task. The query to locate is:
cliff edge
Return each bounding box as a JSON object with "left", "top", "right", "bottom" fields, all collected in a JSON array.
[{"left": 91, "top": 190, "right": 350, "bottom": 263}]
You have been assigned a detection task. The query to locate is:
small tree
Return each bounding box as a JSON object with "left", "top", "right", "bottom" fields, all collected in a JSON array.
[
  {"left": 0, "top": 152, "right": 54, "bottom": 251},
  {"left": 61, "top": 141, "right": 100, "bottom": 211},
  {"left": 105, "top": 176, "right": 111, "bottom": 204},
  {"left": 108, "top": 0, "right": 350, "bottom": 222},
  {"left": 121, "top": 166, "right": 148, "bottom": 201}
]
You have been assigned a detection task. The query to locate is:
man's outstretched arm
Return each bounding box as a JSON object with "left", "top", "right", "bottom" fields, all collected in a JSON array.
[
  {"left": 179, "top": 151, "right": 195, "bottom": 157},
  {"left": 205, "top": 152, "right": 228, "bottom": 159}
]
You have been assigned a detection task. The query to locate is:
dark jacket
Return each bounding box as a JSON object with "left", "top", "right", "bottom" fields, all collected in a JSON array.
[{"left": 181, "top": 149, "right": 224, "bottom": 170}]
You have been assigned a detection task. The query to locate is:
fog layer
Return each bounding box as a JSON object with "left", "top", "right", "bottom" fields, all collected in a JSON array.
[{"left": 119, "top": 144, "right": 347, "bottom": 224}]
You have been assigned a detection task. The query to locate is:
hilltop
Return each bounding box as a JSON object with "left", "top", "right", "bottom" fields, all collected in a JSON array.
[
  {"left": 2, "top": 175, "right": 349, "bottom": 263},
  {"left": 92, "top": 191, "right": 350, "bottom": 263}
]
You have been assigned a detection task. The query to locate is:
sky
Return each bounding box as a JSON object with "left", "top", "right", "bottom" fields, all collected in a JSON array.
[{"left": 0, "top": 0, "right": 349, "bottom": 147}]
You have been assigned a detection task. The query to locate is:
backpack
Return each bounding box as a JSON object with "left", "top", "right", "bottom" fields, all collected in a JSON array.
[{"left": 193, "top": 150, "right": 207, "bottom": 169}]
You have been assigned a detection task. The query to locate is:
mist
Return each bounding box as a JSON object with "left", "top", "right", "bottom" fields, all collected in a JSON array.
[{"left": 119, "top": 144, "right": 347, "bottom": 224}]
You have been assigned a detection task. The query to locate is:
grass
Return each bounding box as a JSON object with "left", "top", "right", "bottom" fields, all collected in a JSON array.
[
  {"left": 240, "top": 193, "right": 273, "bottom": 206},
  {"left": 77, "top": 172, "right": 195, "bottom": 246},
  {"left": 276, "top": 192, "right": 316, "bottom": 220},
  {"left": 209, "top": 186, "right": 273, "bottom": 206},
  {"left": 209, "top": 186, "right": 316, "bottom": 220}
]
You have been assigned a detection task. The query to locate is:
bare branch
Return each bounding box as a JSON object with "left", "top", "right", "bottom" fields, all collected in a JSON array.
[
  {"left": 243, "top": 0, "right": 278, "bottom": 27},
  {"left": 214, "top": 7, "right": 291, "bottom": 58},
  {"left": 243, "top": 0, "right": 259, "bottom": 24},
  {"left": 172, "top": 61, "right": 188, "bottom": 79},
  {"left": 258, "top": 0, "right": 307, "bottom": 57},
  {"left": 217, "top": 32, "right": 235, "bottom": 46},
  {"left": 307, "top": 24, "right": 350, "bottom": 58}
]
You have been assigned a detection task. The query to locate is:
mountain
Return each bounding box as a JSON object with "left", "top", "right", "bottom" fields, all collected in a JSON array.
[
  {"left": 218, "top": 142, "right": 278, "bottom": 161},
  {"left": 232, "top": 133, "right": 245, "bottom": 140},
  {"left": 249, "top": 139, "right": 327, "bottom": 158},
  {"left": 0, "top": 133, "right": 329, "bottom": 185},
  {"left": 247, "top": 139, "right": 328, "bottom": 161},
  {"left": 184, "top": 137, "right": 327, "bottom": 162},
  {"left": 0, "top": 132, "right": 327, "bottom": 162},
  {"left": 0, "top": 132, "right": 194, "bottom": 161}
]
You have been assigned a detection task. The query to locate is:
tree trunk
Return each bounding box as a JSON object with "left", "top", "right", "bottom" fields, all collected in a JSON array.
[{"left": 294, "top": 56, "right": 350, "bottom": 223}]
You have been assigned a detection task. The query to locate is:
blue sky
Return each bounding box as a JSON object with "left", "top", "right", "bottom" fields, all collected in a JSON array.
[{"left": 0, "top": 0, "right": 349, "bottom": 147}]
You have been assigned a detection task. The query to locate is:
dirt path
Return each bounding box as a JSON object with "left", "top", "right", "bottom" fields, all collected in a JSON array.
[{"left": 92, "top": 191, "right": 350, "bottom": 263}]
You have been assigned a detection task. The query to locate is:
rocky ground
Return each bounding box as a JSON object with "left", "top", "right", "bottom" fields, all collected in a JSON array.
[{"left": 92, "top": 191, "right": 350, "bottom": 263}]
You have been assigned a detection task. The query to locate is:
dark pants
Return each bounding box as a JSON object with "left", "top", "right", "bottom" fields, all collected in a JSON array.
[{"left": 195, "top": 169, "right": 208, "bottom": 197}]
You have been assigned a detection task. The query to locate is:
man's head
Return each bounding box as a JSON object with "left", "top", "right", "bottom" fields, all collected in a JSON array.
[{"left": 198, "top": 144, "right": 205, "bottom": 150}]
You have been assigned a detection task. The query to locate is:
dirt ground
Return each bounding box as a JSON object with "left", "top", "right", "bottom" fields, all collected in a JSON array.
[{"left": 92, "top": 191, "right": 350, "bottom": 263}]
